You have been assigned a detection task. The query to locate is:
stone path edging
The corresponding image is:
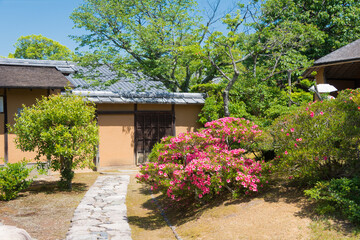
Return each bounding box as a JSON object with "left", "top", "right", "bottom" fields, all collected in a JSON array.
[{"left": 66, "top": 174, "right": 132, "bottom": 240}]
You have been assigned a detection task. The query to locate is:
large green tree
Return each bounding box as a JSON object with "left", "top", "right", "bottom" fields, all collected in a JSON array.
[
  {"left": 261, "top": 0, "right": 360, "bottom": 59},
  {"left": 71, "top": 0, "right": 357, "bottom": 124},
  {"left": 8, "top": 34, "right": 74, "bottom": 60},
  {"left": 71, "top": 0, "right": 211, "bottom": 92},
  {"left": 201, "top": 2, "right": 323, "bottom": 117},
  {"left": 9, "top": 93, "right": 98, "bottom": 189}
]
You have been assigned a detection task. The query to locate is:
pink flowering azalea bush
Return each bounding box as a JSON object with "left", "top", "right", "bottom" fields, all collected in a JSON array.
[
  {"left": 272, "top": 89, "right": 360, "bottom": 184},
  {"left": 136, "top": 117, "right": 269, "bottom": 202}
]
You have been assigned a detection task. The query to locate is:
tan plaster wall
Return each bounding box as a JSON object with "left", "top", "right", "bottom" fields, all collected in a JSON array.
[
  {"left": 98, "top": 113, "right": 134, "bottom": 167},
  {"left": 138, "top": 104, "right": 172, "bottom": 111},
  {"left": 315, "top": 67, "right": 325, "bottom": 84},
  {"left": 6, "top": 89, "right": 49, "bottom": 163},
  {"left": 97, "top": 103, "right": 134, "bottom": 111},
  {"left": 175, "top": 104, "right": 202, "bottom": 134}
]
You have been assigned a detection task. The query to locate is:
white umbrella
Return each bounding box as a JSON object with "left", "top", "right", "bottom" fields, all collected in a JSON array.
[{"left": 309, "top": 84, "right": 337, "bottom": 93}]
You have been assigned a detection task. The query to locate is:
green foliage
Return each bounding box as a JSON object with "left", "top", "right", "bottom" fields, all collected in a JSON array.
[
  {"left": 8, "top": 34, "right": 74, "bottom": 60},
  {"left": 194, "top": 78, "right": 312, "bottom": 127},
  {"left": 71, "top": 0, "right": 208, "bottom": 92},
  {"left": 305, "top": 178, "right": 360, "bottom": 224},
  {"left": 262, "top": 0, "right": 360, "bottom": 59},
  {"left": 147, "top": 142, "right": 165, "bottom": 163},
  {"left": 0, "top": 160, "right": 34, "bottom": 201},
  {"left": 271, "top": 89, "right": 360, "bottom": 184},
  {"left": 191, "top": 83, "right": 225, "bottom": 124},
  {"left": 9, "top": 93, "right": 99, "bottom": 189}
]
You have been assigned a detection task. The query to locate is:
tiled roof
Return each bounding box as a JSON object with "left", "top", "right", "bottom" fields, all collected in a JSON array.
[
  {"left": 67, "top": 65, "right": 168, "bottom": 93},
  {"left": 0, "top": 58, "right": 76, "bottom": 72},
  {"left": 0, "top": 58, "right": 205, "bottom": 104},
  {"left": 73, "top": 90, "right": 205, "bottom": 104},
  {"left": 67, "top": 65, "right": 205, "bottom": 104}
]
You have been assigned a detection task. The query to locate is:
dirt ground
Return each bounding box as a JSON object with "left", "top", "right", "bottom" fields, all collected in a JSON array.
[
  {"left": 0, "top": 172, "right": 99, "bottom": 240},
  {"left": 127, "top": 175, "right": 360, "bottom": 240},
  {"left": 1, "top": 171, "right": 359, "bottom": 240}
]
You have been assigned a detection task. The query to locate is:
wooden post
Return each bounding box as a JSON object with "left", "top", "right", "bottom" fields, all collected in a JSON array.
[
  {"left": 134, "top": 104, "right": 138, "bottom": 165},
  {"left": 4, "top": 88, "right": 8, "bottom": 164},
  {"left": 171, "top": 104, "right": 175, "bottom": 136}
]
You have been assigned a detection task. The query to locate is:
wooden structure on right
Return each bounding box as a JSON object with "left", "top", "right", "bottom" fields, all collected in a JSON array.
[{"left": 303, "top": 39, "right": 360, "bottom": 95}]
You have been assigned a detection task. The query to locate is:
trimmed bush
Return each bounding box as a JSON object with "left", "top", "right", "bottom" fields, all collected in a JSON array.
[
  {"left": 271, "top": 89, "right": 360, "bottom": 184},
  {"left": 136, "top": 117, "right": 270, "bottom": 202},
  {"left": 304, "top": 177, "right": 360, "bottom": 224},
  {"left": 0, "top": 160, "right": 34, "bottom": 201}
]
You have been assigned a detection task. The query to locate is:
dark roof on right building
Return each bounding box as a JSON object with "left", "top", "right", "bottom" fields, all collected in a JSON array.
[{"left": 314, "top": 38, "right": 360, "bottom": 66}]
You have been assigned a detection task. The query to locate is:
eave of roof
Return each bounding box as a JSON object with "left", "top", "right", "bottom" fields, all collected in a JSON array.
[{"left": 71, "top": 90, "right": 205, "bottom": 104}]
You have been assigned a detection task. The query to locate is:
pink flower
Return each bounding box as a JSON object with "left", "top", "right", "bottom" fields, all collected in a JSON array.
[
  {"left": 281, "top": 129, "right": 284, "bottom": 132},
  {"left": 286, "top": 133, "right": 290, "bottom": 136},
  {"left": 310, "top": 112, "right": 314, "bottom": 118},
  {"left": 284, "top": 151, "right": 288, "bottom": 155},
  {"left": 320, "top": 111, "right": 324, "bottom": 115},
  {"left": 199, "top": 194, "right": 203, "bottom": 198},
  {"left": 324, "top": 156, "right": 328, "bottom": 161},
  {"left": 226, "top": 179, "right": 231, "bottom": 183},
  {"left": 290, "top": 128, "right": 295, "bottom": 132},
  {"left": 294, "top": 143, "right": 298, "bottom": 147}
]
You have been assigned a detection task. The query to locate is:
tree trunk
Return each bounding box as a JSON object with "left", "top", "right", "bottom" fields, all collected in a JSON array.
[
  {"left": 223, "top": 72, "right": 239, "bottom": 117},
  {"left": 59, "top": 156, "right": 74, "bottom": 190}
]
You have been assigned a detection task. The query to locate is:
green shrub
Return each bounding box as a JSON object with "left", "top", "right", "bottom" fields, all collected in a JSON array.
[
  {"left": 305, "top": 177, "right": 360, "bottom": 224},
  {"left": 271, "top": 89, "right": 360, "bottom": 184},
  {"left": 0, "top": 160, "right": 34, "bottom": 201}
]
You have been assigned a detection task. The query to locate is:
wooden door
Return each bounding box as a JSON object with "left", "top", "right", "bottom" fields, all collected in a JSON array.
[{"left": 135, "top": 112, "right": 173, "bottom": 165}]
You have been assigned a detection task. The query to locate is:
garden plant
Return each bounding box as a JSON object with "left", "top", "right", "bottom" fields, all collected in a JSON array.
[
  {"left": 271, "top": 89, "right": 360, "bottom": 183},
  {"left": 137, "top": 117, "right": 270, "bottom": 202},
  {"left": 10, "top": 92, "right": 99, "bottom": 190},
  {"left": 271, "top": 89, "right": 360, "bottom": 223},
  {"left": 0, "top": 160, "right": 34, "bottom": 200}
]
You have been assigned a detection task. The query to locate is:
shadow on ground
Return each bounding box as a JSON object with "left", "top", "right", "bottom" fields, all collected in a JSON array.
[
  {"left": 128, "top": 177, "right": 360, "bottom": 236},
  {"left": 26, "top": 180, "right": 88, "bottom": 195}
]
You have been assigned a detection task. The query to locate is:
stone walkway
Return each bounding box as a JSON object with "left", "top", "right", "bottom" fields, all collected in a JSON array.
[{"left": 66, "top": 174, "right": 132, "bottom": 240}]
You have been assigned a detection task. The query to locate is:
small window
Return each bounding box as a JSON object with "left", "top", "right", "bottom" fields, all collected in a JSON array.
[{"left": 0, "top": 97, "right": 3, "bottom": 113}]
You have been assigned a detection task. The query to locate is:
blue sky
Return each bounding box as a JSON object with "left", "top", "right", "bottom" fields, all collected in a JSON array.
[
  {"left": 0, "top": 0, "right": 84, "bottom": 57},
  {"left": 0, "top": 0, "right": 239, "bottom": 57}
]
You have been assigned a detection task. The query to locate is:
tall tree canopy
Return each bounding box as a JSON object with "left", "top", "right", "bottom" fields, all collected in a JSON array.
[
  {"left": 8, "top": 34, "right": 74, "bottom": 60},
  {"left": 71, "top": 0, "right": 209, "bottom": 92},
  {"left": 262, "top": 0, "right": 360, "bottom": 59},
  {"left": 71, "top": 0, "right": 358, "bottom": 124}
]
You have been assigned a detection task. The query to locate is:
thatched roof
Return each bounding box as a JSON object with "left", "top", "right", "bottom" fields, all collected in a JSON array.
[
  {"left": 0, "top": 65, "right": 71, "bottom": 89},
  {"left": 0, "top": 58, "right": 74, "bottom": 89}
]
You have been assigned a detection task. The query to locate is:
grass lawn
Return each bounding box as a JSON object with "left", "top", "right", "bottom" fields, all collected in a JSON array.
[
  {"left": 0, "top": 171, "right": 99, "bottom": 240},
  {"left": 127, "top": 174, "right": 360, "bottom": 240}
]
